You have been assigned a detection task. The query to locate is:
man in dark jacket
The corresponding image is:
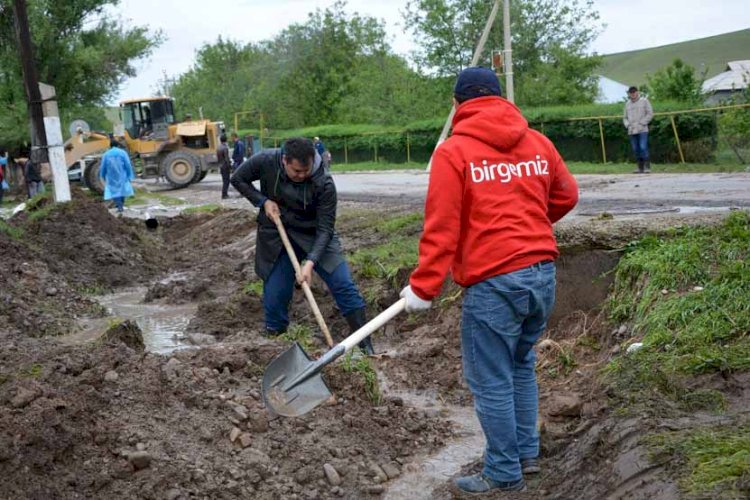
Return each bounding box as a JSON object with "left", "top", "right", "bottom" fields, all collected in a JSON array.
[
  {"left": 231, "top": 132, "right": 246, "bottom": 171},
  {"left": 230, "top": 137, "right": 374, "bottom": 354},
  {"left": 217, "top": 134, "right": 231, "bottom": 199}
]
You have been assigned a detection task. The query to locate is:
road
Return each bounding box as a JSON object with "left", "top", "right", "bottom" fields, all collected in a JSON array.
[{"left": 135, "top": 170, "right": 750, "bottom": 220}]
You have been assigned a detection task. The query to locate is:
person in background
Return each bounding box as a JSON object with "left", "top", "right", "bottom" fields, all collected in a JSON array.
[
  {"left": 231, "top": 132, "right": 246, "bottom": 171},
  {"left": 0, "top": 152, "right": 7, "bottom": 205},
  {"left": 230, "top": 137, "right": 374, "bottom": 355},
  {"left": 400, "top": 67, "right": 578, "bottom": 494},
  {"left": 217, "top": 134, "right": 232, "bottom": 199},
  {"left": 623, "top": 86, "right": 654, "bottom": 174},
  {"left": 22, "top": 158, "right": 44, "bottom": 199},
  {"left": 99, "top": 139, "right": 135, "bottom": 214}
]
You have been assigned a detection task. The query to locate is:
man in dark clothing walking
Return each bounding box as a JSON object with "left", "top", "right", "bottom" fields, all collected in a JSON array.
[
  {"left": 217, "top": 134, "right": 232, "bottom": 199},
  {"left": 230, "top": 137, "right": 374, "bottom": 354},
  {"left": 231, "top": 132, "right": 246, "bottom": 171}
]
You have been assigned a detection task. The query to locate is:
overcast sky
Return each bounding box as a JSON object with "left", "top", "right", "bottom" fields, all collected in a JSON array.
[{"left": 112, "top": 0, "right": 749, "bottom": 102}]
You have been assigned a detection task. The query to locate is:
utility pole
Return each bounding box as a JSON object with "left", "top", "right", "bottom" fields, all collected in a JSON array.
[
  {"left": 503, "top": 0, "right": 514, "bottom": 102},
  {"left": 12, "top": 0, "right": 47, "bottom": 165}
]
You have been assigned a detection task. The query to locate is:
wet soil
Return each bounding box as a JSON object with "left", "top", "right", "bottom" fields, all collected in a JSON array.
[{"left": 1, "top": 187, "right": 747, "bottom": 498}]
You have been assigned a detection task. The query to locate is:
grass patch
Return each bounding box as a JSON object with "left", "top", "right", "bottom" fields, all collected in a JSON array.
[
  {"left": 243, "top": 280, "right": 264, "bottom": 297},
  {"left": 349, "top": 236, "right": 419, "bottom": 286},
  {"left": 330, "top": 161, "right": 424, "bottom": 172},
  {"left": 605, "top": 211, "right": 750, "bottom": 411},
  {"left": 647, "top": 425, "right": 750, "bottom": 499},
  {"left": 0, "top": 219, "right": 24, "bottom": 240},
  {"left": 128, "top": 188, "right": 183, "bottom": 207},
  {"left": 375, "top": 212, "right": 423, "bottom": 234},
  {"left": 18, "top": 364, "right": 43, "bottom": 379},
  {"left": 281, "top": 324, "right": 315, "bottom": 353},
  {"left": 183, "top": 204, "right": 223, "bottom": 215},
  {"left": 341, "top": 354, "right": 381, "bottom": 404}
]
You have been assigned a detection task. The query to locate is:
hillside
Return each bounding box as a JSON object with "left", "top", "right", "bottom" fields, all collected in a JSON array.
[{"left": 599, "top": 28, "right": 750, "bottom": 86}]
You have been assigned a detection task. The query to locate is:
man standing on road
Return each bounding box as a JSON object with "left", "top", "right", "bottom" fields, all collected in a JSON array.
[
  {"left": 231, "top": 132, "right": 246, "bottom": 171},
  {"left": 99, "top": 139, "right": 135, "bottom": 214},
  {"left": 623, "top": 86, "right": 654, "bottom": 174},
  {"left": 230, "top": 137, "right": 374, "bottom": 355},
  {"left": 217, "top": 134, "right": 232, "bottom": 199},
  {"left": 400, "top": 67, "right": 578, "bottom": 494}
]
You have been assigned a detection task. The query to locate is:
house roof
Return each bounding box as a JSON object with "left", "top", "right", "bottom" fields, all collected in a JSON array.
[{"left": 702, "top": 60, "right": 750, "bottom": 92}]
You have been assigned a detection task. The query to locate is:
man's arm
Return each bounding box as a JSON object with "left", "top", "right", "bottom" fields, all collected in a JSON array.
[
  {"left": 230, "top": 155, "right": 267, "bottom": 208},
  {"left": 306, "top": 178, "right": 336, "bottom": 264},
  {"left": 547, "top": 146, "right": 579, "bottom": 223},
  {"left": 409, "top": 147, "right": 464, "bottom": 300},
  {"left": 623, "top": 104, "right": 629, "bottom": 129}
]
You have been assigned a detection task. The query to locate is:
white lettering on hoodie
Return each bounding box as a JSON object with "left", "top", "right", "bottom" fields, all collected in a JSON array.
[{"left": 469, "top": 155, "right": 549, "bottom": 184}]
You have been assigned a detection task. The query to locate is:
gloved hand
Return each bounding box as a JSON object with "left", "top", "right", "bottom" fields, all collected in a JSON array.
[{"left": 400, "top": 285, "right": 432, "bottom": 313}]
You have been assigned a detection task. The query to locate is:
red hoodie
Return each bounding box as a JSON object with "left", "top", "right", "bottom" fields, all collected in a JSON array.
[{"left": 409, "top": 96, "right": 578, "bottom": 300}]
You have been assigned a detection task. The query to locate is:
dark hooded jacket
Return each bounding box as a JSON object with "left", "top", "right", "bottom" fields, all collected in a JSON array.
[{"left": 230, "top": 148, "right": 343, "bottom": 280}]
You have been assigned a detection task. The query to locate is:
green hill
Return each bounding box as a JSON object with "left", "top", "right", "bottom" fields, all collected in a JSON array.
[{"left": 599, "top": 29, "right": 750, "bottom": 87}]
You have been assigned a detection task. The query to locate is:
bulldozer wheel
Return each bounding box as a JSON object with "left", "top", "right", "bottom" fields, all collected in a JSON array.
[
  {"left": 197, "top": 169, "right": 208, "bottom": 181},
  {"left": 162, "top": 151, "right": 199, "bottom": 188},
  {"left": 83, "top": 159, "right": 104, "bottom": 195}
]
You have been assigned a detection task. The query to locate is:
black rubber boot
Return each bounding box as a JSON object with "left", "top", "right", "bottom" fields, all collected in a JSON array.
[
  {"left": 643, "top": 160, "right": 651, "bottom": 173},
  {"left": 345, "top": 308, "right": 375, "bottom": 355},
  {"left": 633, "top": 160, "right": 644, "bottom": 173}
]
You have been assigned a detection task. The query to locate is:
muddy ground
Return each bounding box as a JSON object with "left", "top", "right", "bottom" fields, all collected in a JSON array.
[{"left": 0, "top": 187, "right": 745, "bottom": 499}]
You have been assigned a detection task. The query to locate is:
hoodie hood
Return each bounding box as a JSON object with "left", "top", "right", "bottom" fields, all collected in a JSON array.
[
  {"left": 276, "top": 149, "right": 324, "bottom": 183},
  {"left": 451, "top": 96, "right": 528, "bottom": 151}
]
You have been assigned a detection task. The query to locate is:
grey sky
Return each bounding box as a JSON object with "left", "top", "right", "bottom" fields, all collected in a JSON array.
[{"left": 112, "top": 0, "right": 749, "bottom": 102}]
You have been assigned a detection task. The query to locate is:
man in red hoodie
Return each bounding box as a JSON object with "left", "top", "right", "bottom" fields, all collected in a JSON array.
[{"left": 400, "top": 67, "right": 578, "bottom": 493}]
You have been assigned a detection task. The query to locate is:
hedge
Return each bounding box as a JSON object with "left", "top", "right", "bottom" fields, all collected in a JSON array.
[{"left": 240, "top": 101, "right": 723, "bottom": 164}]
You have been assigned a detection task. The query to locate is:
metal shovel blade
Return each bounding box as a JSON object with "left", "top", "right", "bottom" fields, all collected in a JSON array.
[{"left": 262, "top": 342, "right": 332, "bottom": 417}]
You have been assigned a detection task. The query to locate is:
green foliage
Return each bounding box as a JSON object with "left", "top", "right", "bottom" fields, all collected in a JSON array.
[
  {"left": 606, "top": 212, "right": 750, "bottom": 411},
  {"left": 281, "top": 324, "right": 314, "bottom": 353},
  {"left": 182, "top": 204, "right": 222, "bottom": 215},
  {"left": 376, "top": 213, "right": 424, "bottom": 234},
  {"left": 243, "top": 280, "right": 264, "bottom": 297},
  {"left": 350, "top": 237, "right": 419, "bottom": 286},
  {"left": 647, "top": 59, "right": 705, "bottom": 104},
  {"left": 0, "top": 219, "right": 24, "bottom": 240},
  {"left": 648, "top": 426, "right": 750, "bottom": 498},
  {"left": 341, "top": 354, "right": 381, "bottom": 404},
  {"left": 404, "top": 0, "right": 603, "bottom": 105},
  {"left": 0, "top": 0, "right": 162, "bottom": 149}
]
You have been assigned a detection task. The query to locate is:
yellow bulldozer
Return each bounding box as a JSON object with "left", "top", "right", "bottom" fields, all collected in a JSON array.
[{"left": 64, "top": 96, "right": 225, "bottom": 192}]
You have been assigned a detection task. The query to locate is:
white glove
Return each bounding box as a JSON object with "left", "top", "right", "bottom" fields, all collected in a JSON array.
[{"left": 400, "top": 285, "right": 432, "bottom": 313}]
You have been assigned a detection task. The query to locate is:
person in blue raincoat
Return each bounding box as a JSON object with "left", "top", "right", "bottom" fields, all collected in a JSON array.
[{"left": 99, "top": 139, "right": 135, "bottom": 213}]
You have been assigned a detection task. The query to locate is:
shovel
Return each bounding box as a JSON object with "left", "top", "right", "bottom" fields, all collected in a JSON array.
[
  {"left": 262, "top": 298, "right": 406, "bottom": 417},
  {"left": 272, "top": 215, "right": 334, "bottom": 348}
]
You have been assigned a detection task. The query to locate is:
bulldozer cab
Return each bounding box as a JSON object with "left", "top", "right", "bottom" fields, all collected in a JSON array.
[{"left": 120, "top": 97, "right": 175, "bottom": 143}]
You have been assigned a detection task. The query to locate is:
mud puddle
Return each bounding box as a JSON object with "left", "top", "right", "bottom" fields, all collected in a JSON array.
[
  {"left": 96, "top": 287, "right": 197, "bottom": 353},
  {"left": 379, "top": 374, "right": 484, "bottom": 499}
]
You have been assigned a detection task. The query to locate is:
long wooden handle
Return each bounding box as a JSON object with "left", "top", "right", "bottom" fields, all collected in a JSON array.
[{"left": 273, "top": 216, "right": 334, "bottom": 348}]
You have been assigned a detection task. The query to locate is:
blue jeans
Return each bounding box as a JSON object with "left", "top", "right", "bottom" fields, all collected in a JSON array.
[
  {"left": 629, "top": 132, "right": 649, "bottom": 161},
  {"left": 461, "top": 261, "right": 556, "bottom": 482},
  {"left": 113, "top": 196, "right": 125, "bottom": 212},
  {"left": 263, "top": 247, "right": 365, "bottom": 332}
]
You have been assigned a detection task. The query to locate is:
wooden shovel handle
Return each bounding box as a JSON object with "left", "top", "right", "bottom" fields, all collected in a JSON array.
[{"left": 272, "top": 216, "right": 334, "bottom": 348}]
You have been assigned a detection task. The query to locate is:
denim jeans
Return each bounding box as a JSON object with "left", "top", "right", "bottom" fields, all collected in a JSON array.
[
  {"left": 461, "top": 260, "right": 556, "bottom": 482},
  {"left": 113, "top": 196, "right": 125, "bottom": 212},
  {"left": 629, "top": 132, "right": 649, "bottom": 161},
  {"left": 263, "top": 245, "right": 365, "bottom": 332}
]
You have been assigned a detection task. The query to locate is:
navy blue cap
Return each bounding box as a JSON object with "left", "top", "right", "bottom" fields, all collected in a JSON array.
[{"left": 454, "top": 66, "right": 502, "bottom": 100}]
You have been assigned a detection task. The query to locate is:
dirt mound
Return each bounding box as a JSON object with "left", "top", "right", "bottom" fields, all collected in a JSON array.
[
  {"left": 99, "top": 320, "right": 145, "bottom": 351},
  {"left": 0, "top": 339, "right": 452, "bottom": 499}
]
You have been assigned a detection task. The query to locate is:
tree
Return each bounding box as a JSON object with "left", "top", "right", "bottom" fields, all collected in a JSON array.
[
  {"left": 647, "top": 58, "right": 705, "bottom": 103},
  {"left": 404, "top": 0, "right": 603, "bottom": 105},
  {"left": 0, "top": 0, "right": 162, "bottom": 148}
]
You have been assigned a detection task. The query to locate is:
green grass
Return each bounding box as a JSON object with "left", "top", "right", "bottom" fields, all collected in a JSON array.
[
  {"left": 280, "top": 324, "right": 315, "bottom": 353},
  {"left": 341, "top": 354, "right": 381, "bottom": 404},
  {"left": 599, "top": 28, "right": 750, "bottom": 86},
  {"left": 648, "top": 426, "right": 750, "bottom": 499},
  {"left": 0, "top": 219, "right": 24, "bottom": 240},
  {"left": 376, "top": 212, "right": 423, "bottom": 233},
  {"left": 606, "top": 211, "right": 750, "bottom": 411},
  {"left": 183, "top": 204, "right": 223, "bottom": 215},
  {"left": 128, "top": 188, "right": 183, "bottom": 207},
  {"left": 243, "top": 280, "right": 264, "bottom": 297},
  {"left": 349, "top": 236, "right": 418, "bottom": 286},
  {"left": 330, "top": 161, "right": 424, "bottom": 172},
  {"left": 330, "top": 161, "right": 747, "bottom": 174}
]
